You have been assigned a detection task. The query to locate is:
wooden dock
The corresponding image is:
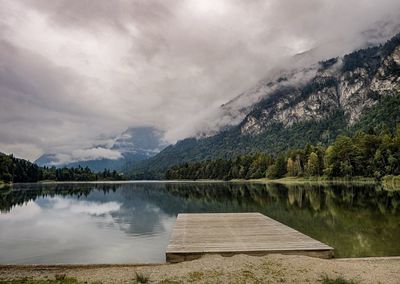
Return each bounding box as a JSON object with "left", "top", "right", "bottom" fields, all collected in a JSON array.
[{"left": 166, "top": 213, "right": 333, "bottom": 263}]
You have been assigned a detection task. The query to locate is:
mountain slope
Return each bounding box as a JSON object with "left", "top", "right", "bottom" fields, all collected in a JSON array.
[{"left": 129, "top": 33, "right": 400, "bottom": 179}]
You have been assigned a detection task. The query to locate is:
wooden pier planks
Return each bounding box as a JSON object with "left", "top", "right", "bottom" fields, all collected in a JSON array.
[{"left": 166, "top": 213, "right": 333, "bottom": 262}]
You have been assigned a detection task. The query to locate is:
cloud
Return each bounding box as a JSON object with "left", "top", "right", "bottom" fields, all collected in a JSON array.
[
  {"left": 0, "top": 0, "right": 399, "bottom": 160},
  {"left": 51, "top": 197, "right": 122, "bottom": 216},
  {"left": 49, "top": 147, "right": 123, "bottom": 165},
  {"left": 0, "top": 201, "right": 42, "bottom": 220}
]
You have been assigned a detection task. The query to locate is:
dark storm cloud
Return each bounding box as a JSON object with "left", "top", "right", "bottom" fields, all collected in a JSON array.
[{"left": 0, "top": 0, "right": 399, "bottom": 161}]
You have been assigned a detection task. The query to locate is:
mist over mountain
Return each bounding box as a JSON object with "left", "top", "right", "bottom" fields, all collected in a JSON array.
[
  {"left": 2, "top": 1, "right": 400, "bottom": 162},
  {"left": 36, "top": 127, "right": 168, "bottom": 171},
  {"left": 128, "top": 32, "right": 400, "bottom": 179}
]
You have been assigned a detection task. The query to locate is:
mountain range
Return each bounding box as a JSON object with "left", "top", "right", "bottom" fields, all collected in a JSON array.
[
  {"left": 128, "top": 32, "right": 400, "bottom": 179},
  {"left": 34, "top": 32, "right": 400, "bottom": 178}
]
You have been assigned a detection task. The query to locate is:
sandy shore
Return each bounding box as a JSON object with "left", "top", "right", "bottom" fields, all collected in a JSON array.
[{"left": 1, "top": 254, "right": 400, "bottom": 283}]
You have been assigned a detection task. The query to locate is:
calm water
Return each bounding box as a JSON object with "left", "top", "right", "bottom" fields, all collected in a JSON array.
[{"left": 0, "top": 182, "right": 399, "bottom": 264}]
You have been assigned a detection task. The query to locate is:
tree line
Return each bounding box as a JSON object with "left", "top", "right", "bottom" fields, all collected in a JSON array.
[
  {"left": 165, "top": 125, "right": 400, "bottom": 180},
  {"left": 0, "top": 153, "right": 125, "bottom": 183}
]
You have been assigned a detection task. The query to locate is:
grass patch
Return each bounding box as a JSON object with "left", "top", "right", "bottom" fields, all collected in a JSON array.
[
  {"left": 157, "top": 280, "right": 181, "bottom": 284},
  {"left": 236, "top": 269, "right": 264, "bottom": 284},
  {"left": 54, "top": 275, "right": 66, "bottom": 281},
  {"left": 188, "top": 271, "right": 204, "bottom": 282},
  {"left": 134, "top": 272, "right": 149, "bottom": 284},
  {"left": 320, "top": 275, "right": 358, "bottom": 284}
]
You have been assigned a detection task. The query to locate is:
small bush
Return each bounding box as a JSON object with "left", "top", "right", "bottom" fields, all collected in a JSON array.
[
  {"left": 320, "top": 275, "right": 357, "bottom": 284},
  {"left": 135, "top": 272, "right": 149, "bottom": 284},
  {"left": 55, "top": 274, "right": 66, "bottom": 281}
]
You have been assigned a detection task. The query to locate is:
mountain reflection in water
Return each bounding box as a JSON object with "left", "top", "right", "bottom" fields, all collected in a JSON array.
[{"left": 0, "top": 182, "right": 399, "bottom": 263}]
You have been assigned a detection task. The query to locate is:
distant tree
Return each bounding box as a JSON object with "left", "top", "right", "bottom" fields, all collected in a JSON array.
[
  {"left": 267, "top": 154, "right": 287, "bottom": 179},
  {"left": 307, "top": 152, "right": 320, "bottom": 176},
  {"left": 266, "top": 165, "right": 278, "bottom": 179},
  {"left": 396, "top": 124, "right": 400, "bottom": 138},
  {"left": 294, "top": 155, "right": 303, "bottom": 176},
  {"left": 286, "top": 154, "right": 302, "bottom": 177},
  {"left": 0, "top": 154, "right": 13, "bottom": 182},
  {"left": 287, "top": 158, "right": 296, "bottom": 176},
  {"left": 323, "top": 146, "right": 337, "bottom": 177},
  {"left": 324, "top": 135, "right": 356, "bottom": 177}
]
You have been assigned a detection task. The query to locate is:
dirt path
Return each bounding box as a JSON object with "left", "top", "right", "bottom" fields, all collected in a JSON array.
[{"left": 1, "top": 254, "right": 400, "bottom": 283}]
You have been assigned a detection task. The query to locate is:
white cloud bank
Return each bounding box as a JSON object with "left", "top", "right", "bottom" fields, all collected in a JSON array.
[
  {"left": 0, "top": 0, "right": 399, "bottom": 160},
  {"left": 50, "top": 147, "right": 123, "bottom": 165}
]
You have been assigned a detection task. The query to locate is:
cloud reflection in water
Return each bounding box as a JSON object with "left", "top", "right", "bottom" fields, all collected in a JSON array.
[{"left": 0, "top": 190, "right": 175, "bottom": 264}]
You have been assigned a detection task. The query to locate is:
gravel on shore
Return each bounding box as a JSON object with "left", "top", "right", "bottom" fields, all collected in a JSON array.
[{"left": 1, "top": 254, "right": 400, "bottom": 283}]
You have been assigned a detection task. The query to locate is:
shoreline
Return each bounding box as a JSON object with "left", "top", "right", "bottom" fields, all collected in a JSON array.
[
  {"left": 243, "top": 176, "right": 379, "bottom": 185},
  {"left": 1, "top": 177, "right": 380, "bottom": 185},
  {"left": 1, "top": 254, "right": 399, "bottom": 283},
  {"left": 1, "top": 255, "right": 399, "bottom": 268},
  {"left": 4, "top": 176, "right": 400, "bottom": 191}
]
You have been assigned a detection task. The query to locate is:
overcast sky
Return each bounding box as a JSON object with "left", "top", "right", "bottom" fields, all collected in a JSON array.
[{"left": 1, "top": 0, "right": 400, "bottom": 162}]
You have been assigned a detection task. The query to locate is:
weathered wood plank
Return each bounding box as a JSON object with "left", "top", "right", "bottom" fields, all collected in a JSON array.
[{"left": 166, "top": 213, "right": 333, "bottom": 263}]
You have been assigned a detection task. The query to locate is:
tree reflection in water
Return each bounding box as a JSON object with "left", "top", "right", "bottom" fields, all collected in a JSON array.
[{"left": 1, "top": 182, "right": 399, "bottom": 258}]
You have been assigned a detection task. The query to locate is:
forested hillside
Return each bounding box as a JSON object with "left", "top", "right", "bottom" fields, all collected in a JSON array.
[
  {"left": 0, "top": 153, "right": 124, "bottom": 183},
  {"left": 131, "top": 89, "right": 400, "bottom": 179},
  {"left": 166, "top": 123, "right": 400, "bottom": 181}
]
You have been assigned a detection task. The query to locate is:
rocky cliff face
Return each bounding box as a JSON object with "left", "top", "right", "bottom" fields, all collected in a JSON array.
[
  {"left": 240, "top": 37, "right": 400, "bottom": 135},
  {"left": 219, "top": 66, "right": 318, "bottom": 130}
]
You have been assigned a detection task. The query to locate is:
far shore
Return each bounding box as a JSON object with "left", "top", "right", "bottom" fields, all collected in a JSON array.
[
  {"left": 242, "top": 176, "right": 379, "bottom": 185},
  {"left": 2, "top": 176, "right": 400, "bottom": 192},
  {"left": 0, "top": 176, "right": 380, "bottom": 185}
]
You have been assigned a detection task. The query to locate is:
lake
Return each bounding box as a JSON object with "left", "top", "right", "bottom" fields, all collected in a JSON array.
[{"left": 0, "top": 182, "right": 399, "bottom": 264}]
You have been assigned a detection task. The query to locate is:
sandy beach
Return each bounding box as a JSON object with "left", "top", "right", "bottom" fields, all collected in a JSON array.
[{"left": 1, "top": 254, "right": 400, "bottom": 283}]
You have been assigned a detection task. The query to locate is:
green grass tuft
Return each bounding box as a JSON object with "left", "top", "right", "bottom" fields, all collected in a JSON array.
[
  {"left": 54, "top": 274, "right": 66, "bottom": 281},
  {"left": 157, "top": 280, "right": 181, "bottom": 284},
  {"left": 320, "top": 275, "right": 358, "bottom": 284},
  {"left": 134, "top": 272, "right": 149, "bottom": 284}
]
